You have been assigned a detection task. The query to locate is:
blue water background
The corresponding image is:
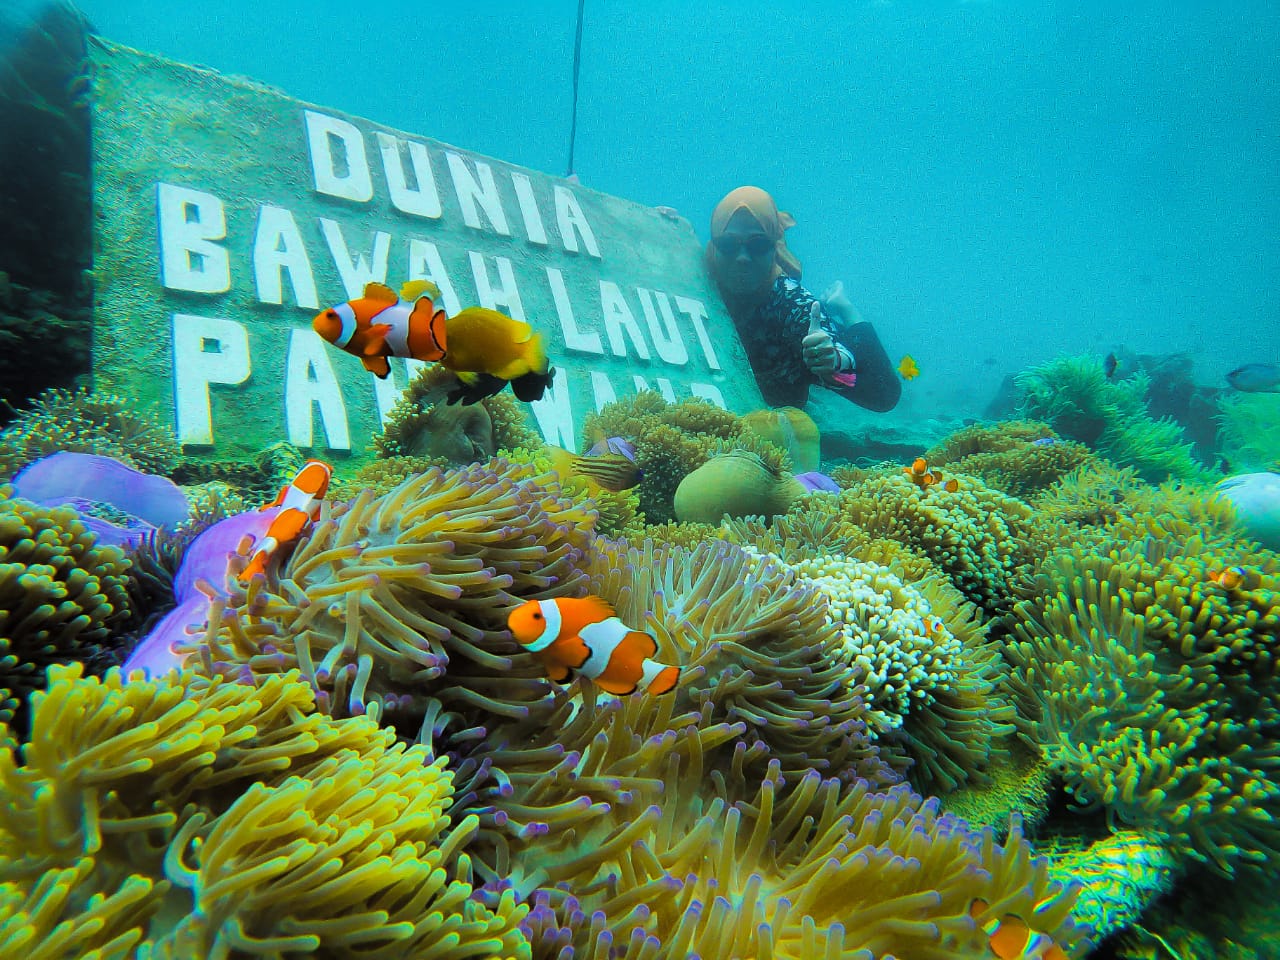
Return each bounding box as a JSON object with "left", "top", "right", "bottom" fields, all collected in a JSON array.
[{"left": 76, "top": 0, "right": 1280, "bottom": 423}]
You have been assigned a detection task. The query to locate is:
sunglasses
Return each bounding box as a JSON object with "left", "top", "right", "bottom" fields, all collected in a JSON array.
[{"left": 713, "top": 233, "right": 775, "bottom": 258}]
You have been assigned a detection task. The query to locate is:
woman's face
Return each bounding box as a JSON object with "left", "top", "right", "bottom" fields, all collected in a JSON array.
[{"left": 712, "top": 207, "right": 777, "bottom": 296}]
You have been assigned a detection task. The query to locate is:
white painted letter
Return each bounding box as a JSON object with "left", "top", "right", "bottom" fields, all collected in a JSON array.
[
  {"left": 171, "top": 313, "right": 250, "bottom": 446},
  {"left": 511, "top": 172, "right": 548, "bottom": 245},
  {"left": 377, "top": 133, "right": 442, "bottom": 218},
  {"left": 285, "top": 329, "right": 351, "bottom": 450},
  {"left": 674, "top": 295, "right": 721, "bottom": 370},
  {"left": 638, "top": 288, "right": 688, "bottom": 365},
  {"left": 632, "top": 375, "right": 676, "bottom": 402},
  {"left": 407, "top": 239, "right": 462, "bottom": 315},
  {"left": 446, "top": 152, "right": 510, "bottom": 235},
  {"left": 600, "top": 281, "right": 650, "bottom": 360},
  {"left": 320, "top": 218, "right": 391, "bottom": 298},
  {"left": 305, "top": 110, "right": 373, "bottom": 202},
  {"left": 589, "top": 371, "right": 617, "bottom": 416},
  {"left": 547, "top": 267, "right": 601, "bottom": 354},
  {"left": 553, "top": 185, "right": 600, "bottom": 258},
  {"left": 468, "top": 252, "right": 526, "bottom": 320},
  {"left": 529, "top": 373, "right": 576, "bottom": 449},
  {"left": 253, "top": 205, "right": 319, "bottom": 309},
  {"left": 156, "top": 183, "right": 230, "bottom": 294},
  {"left": 690, "top": 382, "right": 727, "bottom": 408}
]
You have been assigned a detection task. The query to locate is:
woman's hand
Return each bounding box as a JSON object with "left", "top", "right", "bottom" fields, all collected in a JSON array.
[{"left": 801, "top": 301, "right": 839, "bottom": 377}]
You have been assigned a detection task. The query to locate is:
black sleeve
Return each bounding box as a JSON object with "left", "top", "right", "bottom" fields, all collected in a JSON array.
[
  {"left": 745, "top": 278, "right": 899, "bottom": 412},
  {"left": 833, "top": 321, "right": 901, "bottom": 412},
  {"left": 783, "top": 280, "right": 901, "bottom": 412}
]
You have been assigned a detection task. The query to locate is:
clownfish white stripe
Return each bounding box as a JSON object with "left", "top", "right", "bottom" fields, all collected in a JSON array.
[
  {"left": 523, "top": 598, "right": 562, "bottom": 652},
  {"left": 374, "top": 300, "right": 413, "bottom": 357},
  {"left": 639, "top": 658, "right": 670, "bottom": 691},
  {"left": 332, "top": 302, "right": 359, "bottom": 349},
  {"left": 280, "top": 485, "right": 319, "bottom": 515},
  {"left": 277, "top": 462, "right": 332, "bottom": 517},
  {"left": 576, "top": 618, "right": 632, "bottom": 679},
  {"left": 251, "top": 534, "right": 281, "bottom": 559}
]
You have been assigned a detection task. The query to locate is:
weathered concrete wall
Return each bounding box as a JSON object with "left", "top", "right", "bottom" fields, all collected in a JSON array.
[{"left": 88, "top": 38, "right": 762, "bottom": 464}]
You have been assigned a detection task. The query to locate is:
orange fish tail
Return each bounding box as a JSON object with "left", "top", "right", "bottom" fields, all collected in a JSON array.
[
  {"left": 238, "top": 553, "right": 267, "bottom": 583},
  {"left": 646, "top": 664, "right": 681, "bottom": 695}
]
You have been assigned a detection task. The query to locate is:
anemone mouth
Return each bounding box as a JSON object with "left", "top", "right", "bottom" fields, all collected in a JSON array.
[{"left": 722, "top": 448, "right": 783, "bottom": 479}]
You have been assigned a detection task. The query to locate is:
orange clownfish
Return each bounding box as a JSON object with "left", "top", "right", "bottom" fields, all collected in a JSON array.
[
  {"left": 238, "top": 459, "right": 332, "bottom": 583},
  {"left": 313, "top": 280, "right": 447, "bottom": 379},
  {"left": 1207, "top": 566, "right": 1249, "bottom": 591},
  {"left": 970, "top": 899, "right": 1069, "bottom": 960},
  {"left": 898, "top": 354, "right": 920, "bottom": 381},
  {"left": 507, "top": 596, "right": 681, "bottom": 696},
  {"left": 904, "top": 457, "right": 958, "bottom": 492}
]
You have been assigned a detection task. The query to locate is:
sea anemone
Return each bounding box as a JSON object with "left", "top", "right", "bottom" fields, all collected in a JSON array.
[
  {"left": 0, "top": 386, "right": 178, "bottom": 481},
  {"left": 0, "top": 663, "right": 530, "bottom": 958},
  {"left": 0, "top": 491, "right": 132, "bottom": 722}
]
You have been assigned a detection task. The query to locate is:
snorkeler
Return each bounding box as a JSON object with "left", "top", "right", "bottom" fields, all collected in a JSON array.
[{"left": 705, "top": 186, "right": 900, "bottom": 412}]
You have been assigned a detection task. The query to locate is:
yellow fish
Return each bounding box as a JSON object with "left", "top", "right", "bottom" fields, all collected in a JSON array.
[
  {"left": 897, "top": 355, "right": 920, "bottom": 381},
  {"left": 439, "top": 307, "right": 556, "bottom": 404},
  {"left": 543, "top": 445, "right": 642, "bottom": 493}
]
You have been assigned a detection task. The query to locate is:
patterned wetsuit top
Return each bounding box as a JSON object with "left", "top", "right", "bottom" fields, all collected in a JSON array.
[{"left": 731, "top": 276, "right": 856, "bottom": 408}]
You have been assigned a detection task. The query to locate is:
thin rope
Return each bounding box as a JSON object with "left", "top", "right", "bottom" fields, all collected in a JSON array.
[{"left": 566, "top": 0, "right": 585, "bottom": 177}]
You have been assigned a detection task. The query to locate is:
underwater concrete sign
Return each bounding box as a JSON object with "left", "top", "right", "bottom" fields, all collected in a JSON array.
[{"left": 88, "top": 38, "right": 763, "bottom": 463}]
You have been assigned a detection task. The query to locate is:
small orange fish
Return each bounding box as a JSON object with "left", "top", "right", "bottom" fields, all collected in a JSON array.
[
  {"left": 905, "top": 458, "right": 940, "bottom": 488},
  {"left": 1207, "top": 566, "right": 1248, "bottom": 591},
  {"left": 507, "top": 596, "right": 681, "bottom": 696},
  {"left": 904, "top": 457, "right": 959, "bottom": 493},
  {"left": 239, "top": 460, "right": 332, "bottom": 583},
  {"left": 313, "top": 280, "right": 447, "bottom": 379},
  {"left": 970, "top": 900, "right": 1069, "bottom": 960},
  {"left": 922, "top": 615, "right": 946, "bottom": 637},
  {"left": 898, "top": 354, "right": 920, "bottom": 381}
]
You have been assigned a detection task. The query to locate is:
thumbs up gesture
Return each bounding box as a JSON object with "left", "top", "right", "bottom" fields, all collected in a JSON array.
[{"left": 801, "top": 300, "right": 839, "bottom": 378}]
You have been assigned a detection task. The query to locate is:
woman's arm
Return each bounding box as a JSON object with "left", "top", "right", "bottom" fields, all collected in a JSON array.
[{"left": 783, "top": 279, "right": 900, "bottom": 412}]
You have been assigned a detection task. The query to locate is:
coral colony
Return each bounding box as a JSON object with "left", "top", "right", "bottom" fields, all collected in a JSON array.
[{"left": 0, "top": 376, "right": 1277, "bottom": 958}]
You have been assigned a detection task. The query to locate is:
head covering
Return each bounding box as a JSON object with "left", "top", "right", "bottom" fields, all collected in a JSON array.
[{"left": 706, "top": 186, "right": 803, "bottom": 287}]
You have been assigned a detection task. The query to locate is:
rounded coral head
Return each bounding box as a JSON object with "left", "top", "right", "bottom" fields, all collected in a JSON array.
[
  {"left": 506, "top": 599, "right": 546, "bottom": 646},
  {"left": 312, "top": 307, "right": 343, "bottom": 344}
]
